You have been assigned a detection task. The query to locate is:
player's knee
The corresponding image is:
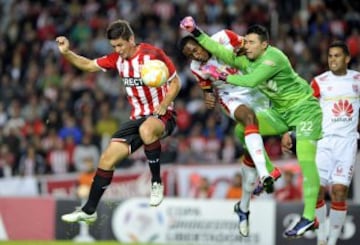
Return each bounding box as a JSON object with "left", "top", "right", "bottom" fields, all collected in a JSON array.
[
  {"left": 331, "top": 184, "right": 348, "bottom": 201},
  {"left": 98, "top": 152, "right": 119, "bottom": 170},
  {"left": 234, "top": 105, "right": 257, "bottom": 126},
  {"left": 139, "top": 122, "right": 161, "bottom": 144},
  {"left": 98, "top": 142, "right": 129, "bottom": 169}
]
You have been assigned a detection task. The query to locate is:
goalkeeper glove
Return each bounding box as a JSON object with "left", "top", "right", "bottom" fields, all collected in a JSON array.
[
  {"left": 201, "top": 65, "right": 228, "bottom": 81},
  {"left": 180, "top": 16, "right": 202, "bottom": 37}
]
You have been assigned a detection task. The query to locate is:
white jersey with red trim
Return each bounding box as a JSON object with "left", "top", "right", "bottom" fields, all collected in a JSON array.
[
  {"left": 311, "top": 69, "right": 360, "bottom": 138},
  {"left": 190, "top": 30, "right": 269, "bottom": 118},
  {"left": 96, "top": 43, "right": 176, "bottom": 120}
]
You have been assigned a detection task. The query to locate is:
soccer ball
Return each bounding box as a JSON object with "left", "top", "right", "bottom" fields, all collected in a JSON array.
[{"left": 140, "top": 59, "right": 169, "bottom": 87}]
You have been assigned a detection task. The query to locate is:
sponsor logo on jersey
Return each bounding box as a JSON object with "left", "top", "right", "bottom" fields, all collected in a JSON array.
[
  {"left": 123, "top": 77, "right": 144, "bottom": 87},
  {"left": 332, "top": 99, "right": 353, "bottom": 120}
]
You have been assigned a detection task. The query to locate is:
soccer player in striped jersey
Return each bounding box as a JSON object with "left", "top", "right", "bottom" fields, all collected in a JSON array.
[{"left": 57, "top": 19, "right": 181, "bottom": 224}]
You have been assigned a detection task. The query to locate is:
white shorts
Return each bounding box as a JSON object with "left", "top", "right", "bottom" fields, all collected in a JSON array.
[
  {"left": 216, "top": 88, "right": 269, "bottom": 120},
  {"left": 316, "top": 136, "right": 357, "bottom": 186}
]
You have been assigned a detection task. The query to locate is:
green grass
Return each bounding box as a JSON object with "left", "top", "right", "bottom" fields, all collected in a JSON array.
[{"left": 0, "top": 242, "right": 150, "bottom": 245}]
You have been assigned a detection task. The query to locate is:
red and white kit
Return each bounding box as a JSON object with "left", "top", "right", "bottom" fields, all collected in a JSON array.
[
  {"left": 311, "top": 69, "right": 360, "bottom": 186},
  {"left": 95, "top": 43, "right": 177, "bottom": 119},
  {"left": 190, "top": 30, "right": 269, "bottom": 119}
]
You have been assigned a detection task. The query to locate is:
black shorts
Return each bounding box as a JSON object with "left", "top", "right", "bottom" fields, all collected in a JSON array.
[{"left": 111, "top": 110, "right": 177, "bottom": 153}]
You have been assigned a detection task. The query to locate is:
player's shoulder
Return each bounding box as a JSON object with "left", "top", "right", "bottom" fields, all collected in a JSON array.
[
  {"left": 210, "top": 29, "right": 242, "bottom": 50},
  {"left": 313, "top": 71, "right": 332, "bottom": 83},
  {"left": 347, "top": 69, "right": 360, "bottom": 81},
  {"left": 138, "top": 42, "right": 164, "bottom": 55},
  {"left": 266, "top": 46, "right": 287, "bottom": 59},
  {"left": 190, "top": 60, "right": 202, "bottom": 71}
]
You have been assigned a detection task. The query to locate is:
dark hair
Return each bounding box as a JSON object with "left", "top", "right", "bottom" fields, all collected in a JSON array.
[
  {"left": 178, "top": 35, "right": 199, "bottom": 52},
  {"left": 329, "top": 40, "right": 350, "bottom": 56},
  {"left": 246, "top": 24, "right": 269, "bottom": 43},
  {"left": 106, "top": 20, "right": 134, "bottom": 40}
]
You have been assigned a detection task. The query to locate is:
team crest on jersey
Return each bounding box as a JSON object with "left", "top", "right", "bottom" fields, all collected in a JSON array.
[
  {"left": 331, "top": 99, "right": 353, "bottom": 118},
  {"left": 352, "top": 84, "right": 359, "bottom": 93},
  {"left": 263, "top": 60, "right": 275, "bottom": 66}
]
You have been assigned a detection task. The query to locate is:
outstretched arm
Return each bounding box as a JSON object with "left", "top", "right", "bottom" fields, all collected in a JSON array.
[
  {"left": 56, "top": 36, "right": 101, "bottom": 72},
  {"left": 180, "top": 16, "right": 246, "bottom": 70},
  {"left": 226, "top": 61, "right": 279, "bottom": 87}
]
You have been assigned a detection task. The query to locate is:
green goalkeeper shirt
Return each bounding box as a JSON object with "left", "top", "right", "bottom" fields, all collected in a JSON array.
[{"left": 196, "top": 33, "right": 315, "bottom": 114}]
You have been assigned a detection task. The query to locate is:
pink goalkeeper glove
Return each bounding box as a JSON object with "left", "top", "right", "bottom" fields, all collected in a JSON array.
[
  {"left": 180, "top": 16, "right": 196, "bottom": 33},
  {"left": 201, "top": 65, "right": 228, "bottom": 81}
]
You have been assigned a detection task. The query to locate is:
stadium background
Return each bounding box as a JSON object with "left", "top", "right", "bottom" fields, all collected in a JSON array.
[{"left": 0, "top": 0, "right": 360, "bottom": 244}]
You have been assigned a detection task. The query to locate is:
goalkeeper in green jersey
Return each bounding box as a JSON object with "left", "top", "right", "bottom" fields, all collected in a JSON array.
[{"left": 180, "top": 16, "right": 322, "bottom": 239}]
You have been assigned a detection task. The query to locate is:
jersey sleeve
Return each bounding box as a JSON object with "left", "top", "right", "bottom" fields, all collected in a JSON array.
[
  {"left": 189, "top": 61, "right": 212, "bottom": 89},
  {"left": 197, "top": 33, "right": 247, "bottom": 71},
  {"left": 192, "top": 71, "right": 212, "bottom": 90},
  {"left": 310, "top": 79, "right": 320, "bottom": 98},
  {"left": 96, "top": 52, "right": 119, "bottom": 70},
  {"left": 226, "top": 52, "right": 283, "bottom": 87},
  {"left": 155, "top": 49, "right": 176, "bottom": 80}
]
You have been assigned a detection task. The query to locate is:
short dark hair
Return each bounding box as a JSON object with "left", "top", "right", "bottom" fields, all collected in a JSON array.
[
  {"left": 178, "top": 35, "right": 199, "bottom": 53},
  {"left": 106, "top": 20, "right": 134, "bottom": 40},
  {"left": 246, "top": 24, "right": 269, "bottom": 43},
  {"left": 329, "top": 40, "right": 350, "bottom": 56}
]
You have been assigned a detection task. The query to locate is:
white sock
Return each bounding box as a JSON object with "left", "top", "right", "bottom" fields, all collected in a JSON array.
[
  {"left": 316, "top": 201, "right": 327, "bottom": 243},
  {"left": 239, "top": 164, "right": 257, "bottom": 212},
  {"left": 328, "top": 208, "right": 347, "bottom": 245},
  {"left": 244, "top": 133, "right": 268, "bottom": 179}
]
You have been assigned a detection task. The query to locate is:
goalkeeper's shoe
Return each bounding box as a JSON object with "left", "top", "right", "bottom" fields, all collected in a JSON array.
[
  {"left": 283, "top": 217, "right": 319, "bottom": 239},
  {"left": 149, "top": 182, "right": 164, "bottom": 207},
  {"left": 234, "top": 201, "right": 250, "bottom": 237},
  {"left": 253, "top": 167, "right": 281, "bottom": 195},
  {"left": 61, "top": 207, "right": 97, "bottom": 224}
]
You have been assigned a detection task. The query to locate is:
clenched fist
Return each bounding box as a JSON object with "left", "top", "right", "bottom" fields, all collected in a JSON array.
[
  {"left": 56, "top": 36, "right": 70, "bottom": 54},
  {"left": 180, "top": 16, "right": 196, "bottom": 33}
]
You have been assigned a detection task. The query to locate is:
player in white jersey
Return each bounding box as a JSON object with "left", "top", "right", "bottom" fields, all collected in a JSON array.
[
  {"left": 56, "top": 19, "right": 181, "bottom": 224},
  {"left": 282, "top": 41, "right": 360, "bottom": 245},
  {"left": 179, "top": 30, "right": 281, "bottom": 237}
]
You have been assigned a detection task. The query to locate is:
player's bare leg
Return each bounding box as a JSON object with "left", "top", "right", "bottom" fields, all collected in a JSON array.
[{"left": 62, "top": 141, "right": 129, "bottom": 224}]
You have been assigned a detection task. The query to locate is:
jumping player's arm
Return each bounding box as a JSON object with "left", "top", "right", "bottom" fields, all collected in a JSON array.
[
  {"left": 196, "top": 33, "right": 247, "bottom": 71},
  {"left": 155, "top": 74, "right": 182, "bottom": 115},
  {"left": 154, "top": 49, "right": 182, "bottom": 115},
  {"left": 225, "top": 57, "right": 281, "bottom": 87},
  {"left": 56, "top": 36, "right": 101, "bottom": 72}
]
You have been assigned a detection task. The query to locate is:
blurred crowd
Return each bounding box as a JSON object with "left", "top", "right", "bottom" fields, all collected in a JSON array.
[{"left": 0, "top": 0, "right": 360, "bottom": 178}]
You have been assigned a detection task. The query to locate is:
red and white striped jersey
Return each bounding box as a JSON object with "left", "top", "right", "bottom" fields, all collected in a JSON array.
[
  {"left": 190, "top": 29, "right": 243, "bottom": 90},
  {"left": 96, "top": 43, "right": 177, "bottom": 120},
  {"left": 311, "top": 69, "right": 360, "bottom": 137}
]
